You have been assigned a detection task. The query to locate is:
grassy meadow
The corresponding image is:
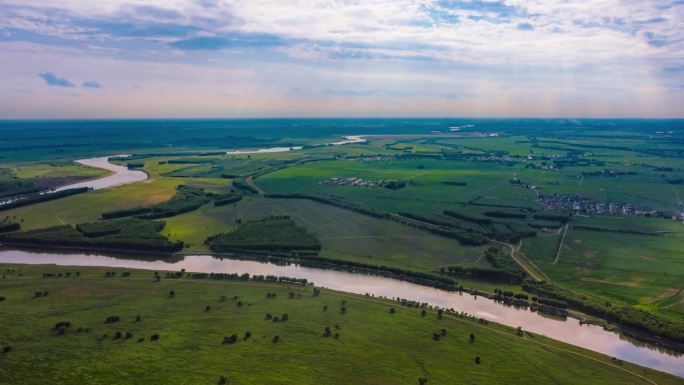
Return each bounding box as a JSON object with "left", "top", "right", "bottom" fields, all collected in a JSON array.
[
  {"left": 2, "top": 127, "right": 684, "bottom": 351},
  {"left": 0, "top": 264, "right": 680, "bottom": 385}
]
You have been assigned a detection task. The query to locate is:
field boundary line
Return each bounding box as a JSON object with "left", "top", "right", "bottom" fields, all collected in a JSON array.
[
  {"left": 553, "top": 222, "right": 570, "bottom": 264},
  {"left": 489, "top": 239, "right": 545, "bottom": 282}
]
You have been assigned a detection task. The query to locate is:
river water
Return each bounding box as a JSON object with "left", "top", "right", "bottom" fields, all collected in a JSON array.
[
  {"left": 226, "top": 135, "right": 367, "bottom": 155},
  {"left": 0, "top": 249, "right": 681, "bottom": 378},
  {"left": 54, "top": 156, "right": 148, "bottom": 191}
]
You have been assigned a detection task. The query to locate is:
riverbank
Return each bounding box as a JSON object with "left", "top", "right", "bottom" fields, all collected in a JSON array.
[
  {"left": 0, "top": 263, "right": 681, "bottom": 385},
  {"left": 1, "top": 249, "right": 682, "bottom": 378}
]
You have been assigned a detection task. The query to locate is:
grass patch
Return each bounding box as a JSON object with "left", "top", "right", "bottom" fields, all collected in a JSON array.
[
  {"left": 0, "top": 263, "right": 680, "bottom": 385},
  {"left": 0, "top": 218, "right": 182, "bottom": 253},
  {"left": 206, "top": 216, "right": 321, "bottom": 253}
]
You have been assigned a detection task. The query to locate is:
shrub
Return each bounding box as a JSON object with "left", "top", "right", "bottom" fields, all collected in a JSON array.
[
  {"left": 150, "top": 334, "right": 160, "bottom": 341},
  {"left": 222, "top": 335, "right": 238, "bottom": 345},
  {"left": 53, "top": 321, "right": 71, "bottom": 330},
  {"left": 1, "top": 218, "right": 183, "bottom": 253},
  {"left": 206, "top": 217, "right": 321, "bottom": 252},
  {"left": 105, "top": 315, "right": 120, "bottom": 324}
]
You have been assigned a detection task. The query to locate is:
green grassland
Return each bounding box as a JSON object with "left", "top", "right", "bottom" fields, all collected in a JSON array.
[
  {"left": 0, "top": 264, "right": 680, "bottom": 385},
  {"left": 163, "top": 196, "right": 487, "bottom": 271},
  {"left": 13, "top": 163, "right": 110, "bottom": 179},
  {"left": 2, "top": 178, "right": 182, "bottom": 230},
  {"left": 527, "top": 227, "right": 684, "bottom": 321},
  {"left": 3, "top": 130, "right": 684, "bottom": 342}
]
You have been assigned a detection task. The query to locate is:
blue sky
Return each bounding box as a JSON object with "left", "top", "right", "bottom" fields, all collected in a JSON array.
[{"left": 1, "top": 0, "right": 683, "bottom": 118}]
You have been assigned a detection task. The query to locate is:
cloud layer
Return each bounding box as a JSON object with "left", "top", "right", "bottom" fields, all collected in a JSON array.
[{"left": 1, "top": 0, "right": 683, "bottom": 118}]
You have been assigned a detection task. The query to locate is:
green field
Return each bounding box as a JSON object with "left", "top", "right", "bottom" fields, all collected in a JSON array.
[
  {"left": 3, "top": 126, "right": 684, "bottom": 348},
  {"left": 0, "top": 264, "right": 679, "bottom": 385}
]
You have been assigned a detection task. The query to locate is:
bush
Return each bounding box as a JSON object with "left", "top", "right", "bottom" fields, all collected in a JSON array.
[
  {"left": 0, "top": 188, "right": 89, "bottom": 212},
  {"left": 222, "top": 334, "right": 238, "bottom": 345},
  {"left": 206, "top": 217, "right": 321, "bottom": 252},
  {"left": 0, "top": 219, "right": 20, "bottom": 234},
  {"left": 443, "top": 210, "right": 492, "bottom": 225},
  {"left": 0, "top": 218, "right": 183, "bottom": 253},
  {"left": 53, "top": 321, "right": 71, "bottom": 330},
  {"left": 484, "top": 210, "right": 526, "bottom": 219},
  {"left": 214, "top": 194, "right": 243, "bottom": 207},
  {"left": 105, "top": 315, "right": 120, "bottom": 324}
]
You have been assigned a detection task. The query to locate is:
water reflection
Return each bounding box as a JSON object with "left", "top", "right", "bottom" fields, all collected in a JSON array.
[{"left": 0, "top": 248, "right": 682, "bottom": 378}]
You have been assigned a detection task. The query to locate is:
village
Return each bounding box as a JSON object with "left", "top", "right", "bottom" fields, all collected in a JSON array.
[
  {"left": 318, "top": 177, "right": 406, "bottom": 190},
  {"left": 536, "top": 192, "right": 662, "bottom": 218}
]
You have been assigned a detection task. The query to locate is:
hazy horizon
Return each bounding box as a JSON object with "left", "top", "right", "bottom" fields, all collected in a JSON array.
[{"left": 2, "top": 1, "right": 684, "bottom": 119}]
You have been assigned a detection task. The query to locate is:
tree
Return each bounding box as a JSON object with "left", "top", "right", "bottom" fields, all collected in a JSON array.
[
  {"left": 389, "top": 308, "right": 396, "bottom": 314},
  {"left": 244, "top": 331, "right": 251, "bottom": 340},
  {"left": 205, "top": 305, "right": 211, "bottom": 312},
  {"left": 281, "top": 313, "right": 289, "bottom": 322},
  {"left": 323, "top": 305, "right": 328, "bottom": 312},
  {"left": 222, "top": 334, "right": 238, "bottom": 345},
  {"left": 418, "top": 378, "right": 428, "bottom": 385},
  {"left": 168, "top": 290, "right": 175, "bottom": 297},
  {"left": 516, "top": 326, "right": 523, "bottom": 337},
  {"left": 469, "top": 333, "right": 476, "bottom": 343},
  {"left": 421, "top": 309, "right": 427, "bottom": 317},
  {"left": 272, "top": 335, "right": 280, "bottom": 344},
  {"left": 218, "top": 376, "right": 227, "bottom": 385},
  {"left": 323, "top": 327, "right": 332, "bottom": 337},
  {"left": 474, "top": 356, "right": 481, "bottom": 365}
]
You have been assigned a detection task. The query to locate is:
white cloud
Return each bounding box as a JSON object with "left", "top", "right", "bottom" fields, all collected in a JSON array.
[{"left": 0, "top": 0, "right": 683, "bottom": 117}]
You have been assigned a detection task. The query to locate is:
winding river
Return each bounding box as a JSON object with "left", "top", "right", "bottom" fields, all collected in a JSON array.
[
  {"left": 0, "top": 249, "right": 682, "bottom": 378},
  {"left": 2, "top": 150, "right": 683, "bottom": 378},
  {"left": 54, "top": 155, "right": 148, "bottom": 191}
]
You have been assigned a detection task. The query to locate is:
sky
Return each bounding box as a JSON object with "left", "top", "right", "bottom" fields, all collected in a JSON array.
[{"left": 1, "top": 0, "right": 683, "bottom": 119}]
